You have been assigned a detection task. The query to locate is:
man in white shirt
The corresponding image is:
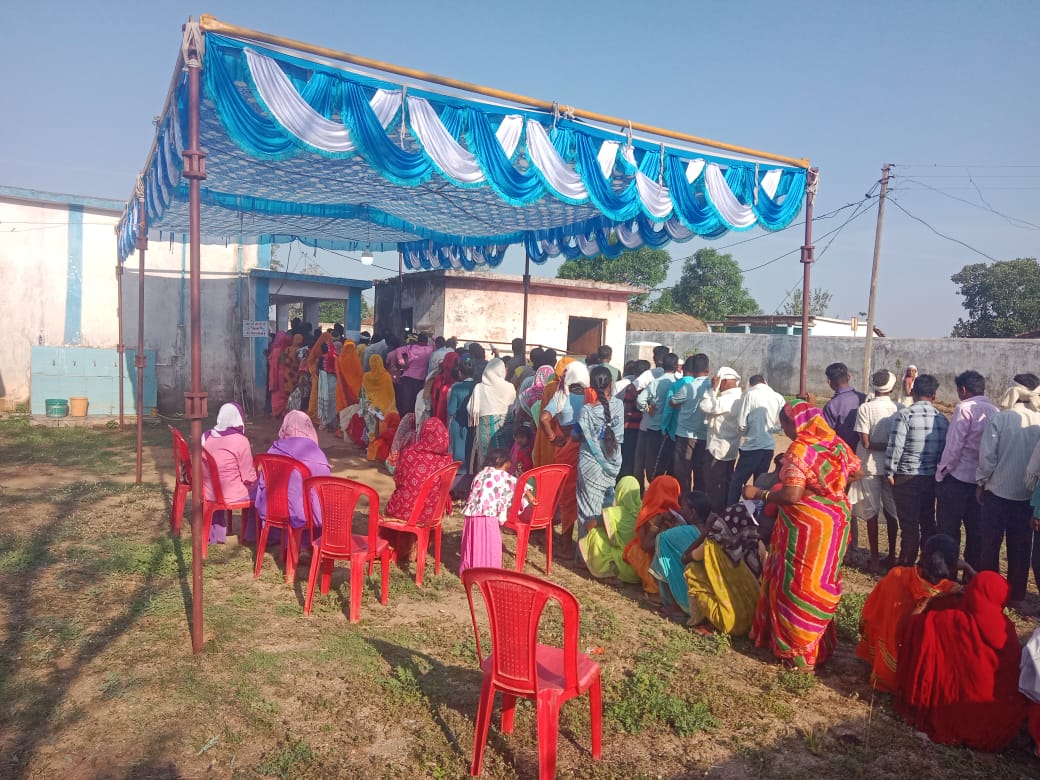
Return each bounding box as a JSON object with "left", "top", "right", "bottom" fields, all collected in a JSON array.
[
  {"left": 977, "top": 373, "right": 1040, "bottom": 608},
  {"left": 727, "top": 374, "right": 785, "bottom": 505},
  {"left": 848, "top": 369, "right": 902, "bottom": 572},
  {"left": 698, "top": 366, "right": 743, "bottom": 512}
]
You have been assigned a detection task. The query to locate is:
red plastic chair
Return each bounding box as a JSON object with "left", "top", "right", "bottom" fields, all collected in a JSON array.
[
  {"left": 462, "top": 567, "right": 602, "bottom": 779},
  {"left": 302, "top": 477, "right": 390, "bottom": 623},
  {"left": 168, "top": 425, "right": 192, "bottom": 533},
  {"left": 200, "top": 449, "right": 254, "bottom": 559},
  {"left": 378, "top": 461, "right": 460, "bottom": 586},
  {"left": 503, "top": 464, "right": 572, "bottom": 575},
  {"left": 253, "top": 454, "right": 312, "bottom": 584}
]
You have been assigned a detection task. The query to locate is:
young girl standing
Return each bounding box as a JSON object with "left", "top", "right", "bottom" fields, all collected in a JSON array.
[{"left": 459, "top": 448, "right": 535, "bottom": 574}]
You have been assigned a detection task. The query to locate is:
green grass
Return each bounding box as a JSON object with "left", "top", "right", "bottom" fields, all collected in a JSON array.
[
  {"left": 256, "top": 736, "right": 318, "bottom": 779},
  {"left": 769, "top": 667, "right": 818, "bottom": 696},
  {"left": 834, "top": 591, "right": 866, "bottom": 643}
]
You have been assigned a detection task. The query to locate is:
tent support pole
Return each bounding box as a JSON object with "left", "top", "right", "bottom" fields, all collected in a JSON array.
[
  {"left": 116, "top": 260, "right": 125, "bottom": 431},
  {"left": 522, "top": 253, "right": 531, "bottom": 350},
  {"left": 135, "top": 189, "right": 147, "bottom": 484},
  {"left": 198, "top": 15, "right": 809, "bottom": 171},
  {"left": 183, "top": 23, "right": 209, "bottom": 656},
  {"left": 798, "top": 168, "right": 818, "bottom": 398}
]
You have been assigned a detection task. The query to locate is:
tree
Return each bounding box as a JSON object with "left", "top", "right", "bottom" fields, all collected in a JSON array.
[
  {"left": 557, "top": 246, "right": 671, "bottom": 309},
  {"left": 781, "top": 287, "right": 833, "bottom": 317},
  {"left": 318, "top": 298, "right": 371, "bottom": 326},
  {"left": 661, "top": 248, "right": 761, "bottom": 320},
  {"left": 950, "top": 258, "right": 1040, "bottom": 337}
]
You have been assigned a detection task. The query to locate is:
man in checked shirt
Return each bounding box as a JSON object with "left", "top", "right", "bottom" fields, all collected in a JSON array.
[{"left": 885, "top": 373, "right": 949, "bottom": 567}]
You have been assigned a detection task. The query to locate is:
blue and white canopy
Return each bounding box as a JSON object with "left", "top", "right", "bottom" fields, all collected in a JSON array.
[{"left": 118, "top": 24, "right": 809, "bottom": 270}]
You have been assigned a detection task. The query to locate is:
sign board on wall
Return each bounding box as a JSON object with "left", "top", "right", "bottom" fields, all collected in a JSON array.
[{"left": 242, "top": 320, "right": 270, "bottom": 338}]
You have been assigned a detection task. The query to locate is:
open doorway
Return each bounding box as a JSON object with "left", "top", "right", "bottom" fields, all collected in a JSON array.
[{"left": 567, "top": 316, "right": 605, "bottom": 357}]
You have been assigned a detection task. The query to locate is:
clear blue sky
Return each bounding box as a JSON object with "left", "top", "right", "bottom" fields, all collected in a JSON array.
[{"left": 2, "top": 0, "right": 1037, "bottom": 337}]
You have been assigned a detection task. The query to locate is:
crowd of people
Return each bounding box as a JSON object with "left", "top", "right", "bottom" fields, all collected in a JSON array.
[{"left": 200, "top": 323, "right": 1040, "bottom": 756}]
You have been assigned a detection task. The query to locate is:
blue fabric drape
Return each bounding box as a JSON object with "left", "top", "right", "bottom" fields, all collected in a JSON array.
[{"left": 466, "top": 109, "right": 544, "bottom": 205}]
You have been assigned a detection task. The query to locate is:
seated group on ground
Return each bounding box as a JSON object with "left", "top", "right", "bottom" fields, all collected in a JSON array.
[{"left": 198, "top": 324, "right": 1040, "bottom": 757}]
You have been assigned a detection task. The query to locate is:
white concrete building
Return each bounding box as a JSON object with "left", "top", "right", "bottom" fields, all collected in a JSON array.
[{"left": 0, "top": 186, "right": 369, "bottom": 414}]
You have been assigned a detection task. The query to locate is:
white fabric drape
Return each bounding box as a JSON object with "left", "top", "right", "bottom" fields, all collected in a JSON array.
[
  {"left": 408, "top": 96, "right": 485, "bottom": 183},
  {"left": 576, "top": 233, "right": 600, "bottom": 256},
  {"left": 705, "top": 163, "right": 756, "bottom": 229},
  {"left": 760, "top": 168, "right": 782, "bottom": 199},
  {"left": 597, "top": 141, "right": 620, "bottom": 178},
  {"left": 616, "top": 221, "right": 642, "bottom": 248},
  {"left": 635, "top": 170, "right": 673, "bottom": 220},
  {"left": 685, "top": 159, "right": 705, "bottom": 183},
  {"left": 246, "top": 48, "right": 401, "bottom": 153},
  {"left": 524, "top": 120, "right": 589, "bottom": 201}
]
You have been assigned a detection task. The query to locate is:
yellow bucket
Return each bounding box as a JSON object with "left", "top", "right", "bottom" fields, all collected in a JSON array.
[{"left": 69, "top": 396, "right": 89, "bottom": 417}]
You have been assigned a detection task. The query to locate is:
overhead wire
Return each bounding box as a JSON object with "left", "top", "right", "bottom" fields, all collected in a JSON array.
[{"left": 890, "top": 175, "right": 1040, "bottom": 230}]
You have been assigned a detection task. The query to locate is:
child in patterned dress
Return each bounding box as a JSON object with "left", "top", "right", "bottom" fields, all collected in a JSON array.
[{"left": 460, "top": 448, "right": 535, "bottom": 573}]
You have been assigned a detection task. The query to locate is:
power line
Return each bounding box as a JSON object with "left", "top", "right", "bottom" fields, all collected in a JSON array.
[
  {"left": 892, "top": 176, "right": 1040, "bottom": 230},
  {"left": 887, "top": 197, "right": 998, "bottom": 262}
]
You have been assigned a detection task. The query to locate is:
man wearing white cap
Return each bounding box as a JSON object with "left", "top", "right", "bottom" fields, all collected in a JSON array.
[
  {"left": 698, "top": 366, "right": 743, "bottom": 512},
  {"left": 848, "top": 369, "right": 902, "bottom": 572}
]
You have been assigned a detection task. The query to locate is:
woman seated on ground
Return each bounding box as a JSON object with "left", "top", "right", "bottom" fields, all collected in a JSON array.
[
  {"left": 856, "top": 533, "right": 962, "bottom": 693},
  {"left": 650, "top": 492, "right": 706, "bottom": 618},
  {"left": 680, "top": 498, "right": 763, "bottom": 637},
  {"left": 896, "top": 571, "right": 1027, "bottom": 751},
  {"left": 385, "top": 413, "right": 417, "bottom": 476},
  {"left": 623, "top": 475, "right": 684, "bottom": 599},
  {"left": 202, "top": 403, "right": 257, "bottom": 544},
  {"left": 381, "top": 417, "right": 454, "bottom": 562},
  {"left": 250, "top": 410, "right": 331, "bottom": 548},
  {"left": 579, "top": 475, "right": 642, "bottom": 583},
  {"left": 367, "top": 411, "right": 401, "bottom": 465}
]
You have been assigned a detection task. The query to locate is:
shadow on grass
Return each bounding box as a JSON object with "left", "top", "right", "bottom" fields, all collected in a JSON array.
[{"left": 0, "top": 481, "right": 191, "bottom": 779}]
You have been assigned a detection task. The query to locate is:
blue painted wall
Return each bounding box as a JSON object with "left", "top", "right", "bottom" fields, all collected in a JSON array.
[
  {"left": 31, "top": 346, "right": 156, "bottom": 415},
  {"left": 63, "top": 205, "right": 83, "bottom": 345},
  {"left": 254, "top": 237, "right": 272, "bottom": 400}
]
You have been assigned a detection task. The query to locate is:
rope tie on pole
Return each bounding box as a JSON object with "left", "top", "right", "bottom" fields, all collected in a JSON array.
[
  {"left": 754, "top": 162, "right": 760, "bottom": 205},
  {"left": 400, "top": 86, "right": 408, "bottom": 147}
]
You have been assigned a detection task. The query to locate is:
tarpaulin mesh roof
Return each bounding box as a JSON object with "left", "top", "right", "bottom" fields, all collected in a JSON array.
[{"left": 118, "top": 21, "right": 809, "bottom": 271}]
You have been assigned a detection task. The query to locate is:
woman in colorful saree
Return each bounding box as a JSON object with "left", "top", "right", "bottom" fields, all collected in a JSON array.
[
  {"left": 467, "top": 358, "right": 516, "bottom": 470},
  {"left": 747, "top": 399, "right": 861, "bottom": 671},
  {"left": 429, "top": 351, "right": 460, "bottom": 425},
  {"left": 623, "top": 474, "right": 684, "bottom": 597},
  {"left": 532, "top": 357, "right": 574, "bottom": 468},
  {"left": 576, "top": 366, "right": 624, "bottom": 552},
  {"left": 268, "top": 332, "right": 292, "bottom": 415},
  {"left": 855, "top": 533, "right": 961, "bottom": 693},
  {"left": 896, "top": 571, "right": 1027, "bottom": 750},
  {"left": 359, "top": 353, "right": 397, "bottom": 443},
  {"left": 335, "top": 340, "right": 363, "bottom": 413},
  {"left": 578, "top": 475, "right": 641, "bottom": 582}
]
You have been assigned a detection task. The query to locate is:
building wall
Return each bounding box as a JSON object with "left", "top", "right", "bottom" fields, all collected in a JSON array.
[{"left": 627, "top": 331, "right": 1040, "bottom": 405}]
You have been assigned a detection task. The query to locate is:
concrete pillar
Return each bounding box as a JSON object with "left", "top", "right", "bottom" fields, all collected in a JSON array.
[
  {"left": 302, "top": 301, "right": 320, "bottom": 328},
  {"left": 275, "top": 303, "right": 291, "bottom": 331},
  {"left": 345, "top": 292, "right": 361, "bottom": 331}
]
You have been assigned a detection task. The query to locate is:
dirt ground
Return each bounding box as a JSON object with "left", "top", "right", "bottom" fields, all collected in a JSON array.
[{"left": 1, "top": 412, "right": 1038, "bottom": 780}]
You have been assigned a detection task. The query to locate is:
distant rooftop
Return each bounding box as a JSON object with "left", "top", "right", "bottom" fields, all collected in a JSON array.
[
  {"left": 0, "top": 184, "right": 124, "bottom": 214},
  {"left": 373, "top": 269, "right": 643, "bottom": 295},
  {"left": 627, "top": 311, "right": 708, "bottom": 333}
]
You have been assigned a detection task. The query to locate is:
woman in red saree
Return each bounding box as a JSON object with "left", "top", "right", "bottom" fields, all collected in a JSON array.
[
  {"left": 268, "top": 332, "right": 291, "bottom": 415},
  {"left": 622, "top": 475, "right": 683, "bottom": 597},
  {"left": 748, "top": 400, "right": 860, "bottom": 670},
  {"left": 429, "top": 351, "right": 460, "bottom": 424},
  {"left": 856, "top": 533, "right": 961, "bottom": 692},
  {"left": 896, "top": 571, "right": 1027, "bottom": 750}
]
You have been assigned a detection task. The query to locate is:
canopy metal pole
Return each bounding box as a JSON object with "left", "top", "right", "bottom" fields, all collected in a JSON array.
[
  {"left": 199, "top": 15, "right": 809, "bottom": 171},
  {"left": 522, "top": 253, "right": 531, "bottom": 350},
  {"left": 183, "top": 22, "right": 209, "bottom": 655},
  {"left": 135, "top": 187, "right": 147, "bottom": 484},
  {"left": 797, "top": 169, "right": 818, "bottom": 398},
  {"left": 115, "top": 259, "right": 125, "bottom": 431}
]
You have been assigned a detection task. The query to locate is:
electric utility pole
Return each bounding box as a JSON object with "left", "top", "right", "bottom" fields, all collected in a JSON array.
[{"left": 862, "top": 164, "right": 891, "bottom": 388}]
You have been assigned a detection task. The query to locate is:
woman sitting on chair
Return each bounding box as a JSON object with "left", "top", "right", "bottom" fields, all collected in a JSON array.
[
  {"left": 250, "top": 410, "right": 331, "bottom": 547},
  {"left": 202, "top": 402, "right": 257, "bottom": 544},
  {"left": 381, "top": 417, "right": 454, "bottom": 562}
]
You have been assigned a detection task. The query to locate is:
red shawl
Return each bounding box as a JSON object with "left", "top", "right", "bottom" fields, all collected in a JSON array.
[
  {"left": 385, "top": 417, "right": 453, "bottom": 520},
  {"left": 430, "top": 352, "right": 460, "bottom": 424},
  {"left": 895, "top": 571, "right": 1027, "bottom": 750}
]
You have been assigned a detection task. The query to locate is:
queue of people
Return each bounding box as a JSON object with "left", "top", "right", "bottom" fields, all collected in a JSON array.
[{"left": 247, "top": 329, "right": 1040, "bottom": 756}]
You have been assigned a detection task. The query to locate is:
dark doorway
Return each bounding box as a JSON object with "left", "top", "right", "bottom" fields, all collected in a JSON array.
[{"left": 567, "top": 316, "right": 605, "bottom": 357}]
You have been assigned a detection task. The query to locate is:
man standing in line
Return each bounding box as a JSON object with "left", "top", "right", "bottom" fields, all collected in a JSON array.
[
  {"left": 823, "top": 362, "right": 867, "bottom": 451},
  {"left": 630, "top": 346, "right": 669, "bottom": 489},
  {"left": 935, "top": 370, "right": 997, "bottom": 573},
  {"left": 884, "top": 373, "right": 948, "bottom": 567},
  {"left": 598, "top": 344, "right": 621, "bottom": 382},
  {"left": 634, "top": 352, "right": 678, "bottom": 487},
  {"left": 699, "top": 366, "right": 743, "bottom": 512},
  {"left": 670, "top": 354, "right": 711, "bottom": 493},
  {"left": 727, "top": 374, "right": 785, "bottom": 505},
  {"left": 850, "top": 369, "right": 902, "bottom": 572},
  {"left": 977, "top": 373, "right": 1040, "bottom": 609}
]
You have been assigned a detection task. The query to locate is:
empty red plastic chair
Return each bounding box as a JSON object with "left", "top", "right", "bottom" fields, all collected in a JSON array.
[
  {"left": 378, "top": 461, "right": 460, "bottom": 586},
  {"left": 253, "top": 454, "right": 312, "bottom": 584},
  {"left": 303, "top": 476, "right": 390, "bottom": 623},
  {"left": 200, "top": 449, "right": 254, "bottom": 559},
  {"left": 169, "top": 425, "right": 192, "bottom": 533},
  {"left": 462, "top": 567, "right": 602, "bottom": 779},
  {"left": 503, "top": 464, "right": 571, "bottom": 575}
]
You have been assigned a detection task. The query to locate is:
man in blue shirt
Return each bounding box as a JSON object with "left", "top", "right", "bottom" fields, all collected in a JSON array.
[
  {"left": 634, "top": 351, "right": 678, "bottom": 488},
  {"left": 885, "top": 373, "right": 949, "bottom": 566},
  {"left": 669, "top": 354, "right": 710, "bottom": 493},
  {"left": 823, "top": 362, "right": 866, "bottom": 451}
]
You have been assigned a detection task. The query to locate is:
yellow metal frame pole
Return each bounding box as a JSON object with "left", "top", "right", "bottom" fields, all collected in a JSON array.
[{"left": 199, "top": 15, "right": 809, "bottom": 170}]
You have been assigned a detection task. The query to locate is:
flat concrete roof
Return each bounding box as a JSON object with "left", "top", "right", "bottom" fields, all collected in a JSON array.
[{"left": 372, "top": 268, "right": 642, "bottom": 295}]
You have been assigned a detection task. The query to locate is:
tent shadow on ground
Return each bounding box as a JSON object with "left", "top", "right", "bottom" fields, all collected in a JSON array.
[{"left": 0, "top": 487, "right": 194, "bottom": 780}]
